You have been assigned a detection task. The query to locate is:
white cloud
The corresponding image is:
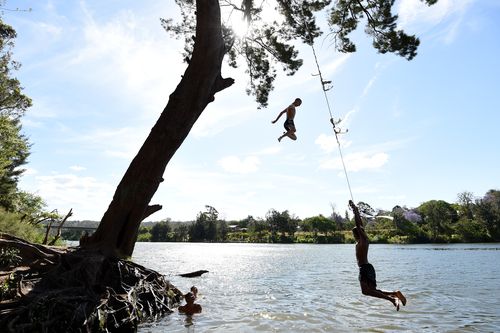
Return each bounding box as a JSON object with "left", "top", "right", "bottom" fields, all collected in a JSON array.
[
  {"left": 66, "top": 127, "right": 146, "bottom": 160},
  {"left": 21, "top": 118, "right": 44, "bottom": 128},
  {"left": 218, "top": 155, "right": 261, "bottom": 174},
  {"left": 315, "top": 131, "right": 351, "bottom": 155},
  {"left": 323, "top": 53, "right": 351, "bottom": 77},
  {"left": 190, "top": 67, "right": 256, "bottom": 138},
  {"left": 320, "top": 152, "right": 389, "bottom": 172},
  {"left": 23, "top": 167, "right": 38, "bottom": 176},
  {"left": 398, "top": 0, "right": 475, "bottom": 43},
  {"left": 156, "top": 161, "right": 327, "bottom": 221},
  {"left": 25, "top": 99, "right": 59, "bottom": 120},
  {"left": 70, "top": 165, "right": 86, "bottom": 171},
  {"left": 337, "top": 106, "right": 357, "bottom": 131},
  {"left": 252, "top": 145, "right": 282, "bottom": 156},
  {"left": 315, "top": 134, "right": 337, "bottom": 153},
  {"left": 38, "top": 22, "right": 63, "bottom": 37},
  {"left": 49, "top": 3, "right": 185, "bottom": 119},
  {"left": 103, "top": 150, "right": 134, "bottom": 159},
  {"left": 191, "top": 103, "right": 253, "bottom": 138},
  {"left": 74, "top": 11, "right": 150, "bottom": 87},
  {"left": 442, "top": 16, "right": 462, "bottom": 44},
  {"left": 32, "top": 173, "right": 114, "bottom": 219},
  {"left": 362, "top": 76, "right": 377, "bottom": 97}
]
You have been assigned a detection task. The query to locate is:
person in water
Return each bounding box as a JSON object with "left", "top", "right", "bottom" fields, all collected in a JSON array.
[
  {"left": 178, "top": 291, "right": 202, "bottom": 315},
  {"left": 190, "top": 286, "right": 198, "bottom": 299},
  {"left": 349, "top": 200, "right": 407, "bottom": 311},
  {"left": 272, "top": 98, "right": 302, "bottom": 142}
]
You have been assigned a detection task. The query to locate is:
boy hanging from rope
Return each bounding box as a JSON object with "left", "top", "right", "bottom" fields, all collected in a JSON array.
[
  {"left": 349, "top": 200, "right": 407, "bottom": 311},
  {"left": 271, "top": 98, "right": 302, "bottom": 142}
]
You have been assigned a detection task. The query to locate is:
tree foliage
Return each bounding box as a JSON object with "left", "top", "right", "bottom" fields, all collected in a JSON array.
[
  {"left": 0, "top": 18, "right": 32, "bottom": 211},
  {"left": 0, "top": 17, "right": 41, "bottom": 218},
  {"left": 475, "top": 190, "right": 500, "bottom": 241},
  {"left": 0, "top": 20, "right": 32, "bottom": 119},
  {"left": 265, "top": 209, "right": 298, "bottom": 242},
  {"left": 150, "top": 220, "right": 172, "bottom": 242},
  {"left": 456, "top": 191, "right": 474, "bottom": 220},
  {"left": 0, "top": 208, "right": 45, "bottom": 243},
  {"left": 189, "top": 205, "right": 228, "bottom": 242},
  {"left": 0, "top": 116, "right": 29, "bottom": 210},
  {"left": 417, "top": 200, "right": 457, "bottom": 241},
  {"left": 164, "top": 0, "right": 438, "bottom": 107}
]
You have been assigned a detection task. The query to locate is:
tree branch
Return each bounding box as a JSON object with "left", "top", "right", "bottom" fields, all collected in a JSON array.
[{"left": 141, "top": 205, "right": 163, "bottom": 221}]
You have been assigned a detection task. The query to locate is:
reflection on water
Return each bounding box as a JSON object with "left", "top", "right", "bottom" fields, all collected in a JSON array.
[{"left": 134, "top": 243, "right": 500, "bottom": 332}]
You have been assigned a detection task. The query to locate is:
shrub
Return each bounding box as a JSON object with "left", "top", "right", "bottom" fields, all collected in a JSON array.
[
  {"left": 0, "top": 247, "right": 21, "bottom": 268},
  {"left": 0, "top": 209, "right": 46, "bottom": 243}
]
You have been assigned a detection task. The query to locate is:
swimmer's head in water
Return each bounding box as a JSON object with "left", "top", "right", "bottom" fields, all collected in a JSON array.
[{"left": 184, "top": 292, "right": 195, "bottom": 303}]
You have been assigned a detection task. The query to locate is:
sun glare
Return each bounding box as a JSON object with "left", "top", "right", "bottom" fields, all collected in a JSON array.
[{"left": 231, "top": 17, "right": 250, "bottom": 38}]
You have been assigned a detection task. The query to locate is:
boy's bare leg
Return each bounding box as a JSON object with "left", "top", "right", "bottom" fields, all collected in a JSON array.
[
  {"left": 396, "top": 291, "right": 407, "bottom": 305},
  {"left": 370, "top": 290, "right": 399, "bottom": 311},
  {"left": 380, "top": 290, "right": 407, "bottom": 306},
  {"left": 361, "top": 285, "right": 400, "bottom": 310},
  {"left": 279, "top": 130, "right": 296, "bottom": 142}
]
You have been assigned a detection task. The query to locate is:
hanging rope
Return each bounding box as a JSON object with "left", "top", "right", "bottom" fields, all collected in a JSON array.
[{"left": 300, "top": 9, "right": 354, "bottom": 202}]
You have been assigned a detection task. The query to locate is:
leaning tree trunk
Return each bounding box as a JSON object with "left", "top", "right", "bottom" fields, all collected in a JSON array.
[{"left": 81, "top": 0, "right": 234, "bottom": 257}]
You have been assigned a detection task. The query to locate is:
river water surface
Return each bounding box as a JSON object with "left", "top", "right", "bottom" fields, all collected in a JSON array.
[{"left": 133, "top": 243, "right": 500, "bottom": 332}]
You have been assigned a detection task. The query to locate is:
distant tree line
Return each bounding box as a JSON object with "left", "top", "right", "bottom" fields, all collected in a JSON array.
[{"left": 129, "top": 189, "right": 500, "bottom": 244}]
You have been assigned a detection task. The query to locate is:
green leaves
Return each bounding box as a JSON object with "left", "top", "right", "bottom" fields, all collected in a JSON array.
[
  {"left": 0, "top": 18, "right": 34, "bottom": 214},
  {"left": 165, "top": 0, "right": 438, "bottom": 106},
  {"left": 0, "top": 116, "right": 30, "bottom": 210},
  {"left": 475, "top": 190, "right": 500, "bottom": 241},
  {"left": 0, "top": 21, "right": 31, "bottom": 119},
  {"left": 329, "top": 0, "right": 423, "bottom": 60}
]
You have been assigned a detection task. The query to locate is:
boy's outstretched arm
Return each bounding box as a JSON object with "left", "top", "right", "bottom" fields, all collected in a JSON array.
[
  {"left": 271, "top": 110, "right": 286, "bottom": 123},
  {"left": 349, "top": 200, "right": 363, "bottom": 229}
]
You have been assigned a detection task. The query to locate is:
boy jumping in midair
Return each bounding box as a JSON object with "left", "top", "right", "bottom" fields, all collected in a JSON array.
[{"left": 272, "top": 98, "right": 302, "bottom": 142}]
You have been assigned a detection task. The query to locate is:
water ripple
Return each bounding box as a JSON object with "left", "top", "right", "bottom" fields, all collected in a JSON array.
[{"left": 134, "top": 243, "right": 500, "bottom": 332}]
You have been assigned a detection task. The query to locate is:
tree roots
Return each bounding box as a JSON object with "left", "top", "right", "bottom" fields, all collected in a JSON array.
[{"left": 0, "top": 233, "right": 182, "bottom": 332}]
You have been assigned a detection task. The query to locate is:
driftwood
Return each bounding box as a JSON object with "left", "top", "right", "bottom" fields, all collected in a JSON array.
[
  {"left": 179, "top": 270, "right": 209, "bottom": 278},
  {"left": 42, "top": 209, "right": 74, "bottom": 246},
  {"left": 48, "top": 208, "right": 73, "bottom": 246},
  {"left": 0, "top": 233, "right": 182, "bottom": 332}
]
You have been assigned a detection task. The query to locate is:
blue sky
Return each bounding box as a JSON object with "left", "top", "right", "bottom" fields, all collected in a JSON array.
[{"left": 5, "top": 0, "right": 500, "bottom": 221}]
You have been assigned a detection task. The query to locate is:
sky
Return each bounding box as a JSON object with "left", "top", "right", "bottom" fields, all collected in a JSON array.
[{"left": 4, "top": 0, "right": 500, "bottom": 222}]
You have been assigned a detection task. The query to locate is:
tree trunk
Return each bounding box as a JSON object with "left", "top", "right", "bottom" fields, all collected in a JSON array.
[{"left": 81, "top": 0, "right": 234, "bottom": 257}]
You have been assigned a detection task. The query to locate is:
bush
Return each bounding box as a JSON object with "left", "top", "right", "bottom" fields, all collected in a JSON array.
[
  {"left": 137, "top": 232, "right": 151, "bottom": 242},
  {"left": 453, "top": 218, "right": 490, "bottom": 242},
  {"left": 0, "top": 275, "right": 16, "bottom": 301},
  {"left": 0, "top": 209, "right": 46, "bottom": 243},
  {"left": 314, "top": 234, "right": 344, "bottom": 244},
  {"left": 0, "top": 247, "right": 21, "bottom": 268},
  {"left": 226, "top": 231, "right": 249, "bottom": 242},
  {"left": 387, "top": 235, "right": 410, "bottom": 244},
  {"left": 295, "top": 232, "right": 315, "bottom": 243}
]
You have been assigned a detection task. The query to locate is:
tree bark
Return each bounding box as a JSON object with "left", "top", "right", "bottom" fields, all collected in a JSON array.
[{"left": 81, "top": 0, "right": 234, "bottom": 257}]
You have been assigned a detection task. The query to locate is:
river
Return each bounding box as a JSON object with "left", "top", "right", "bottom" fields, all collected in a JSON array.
[{"left": 133, "top": 243, "right": 500, "bottom": 332}]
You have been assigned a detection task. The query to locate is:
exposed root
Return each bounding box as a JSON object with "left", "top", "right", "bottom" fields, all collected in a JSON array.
[{"left": 0, "top": 234, "right": 182, "bottom": 332}]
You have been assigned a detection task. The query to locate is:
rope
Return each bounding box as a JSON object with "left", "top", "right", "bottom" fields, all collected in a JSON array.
[{"left": 300, "top": 9, "right": 354, "bottom": 202}]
